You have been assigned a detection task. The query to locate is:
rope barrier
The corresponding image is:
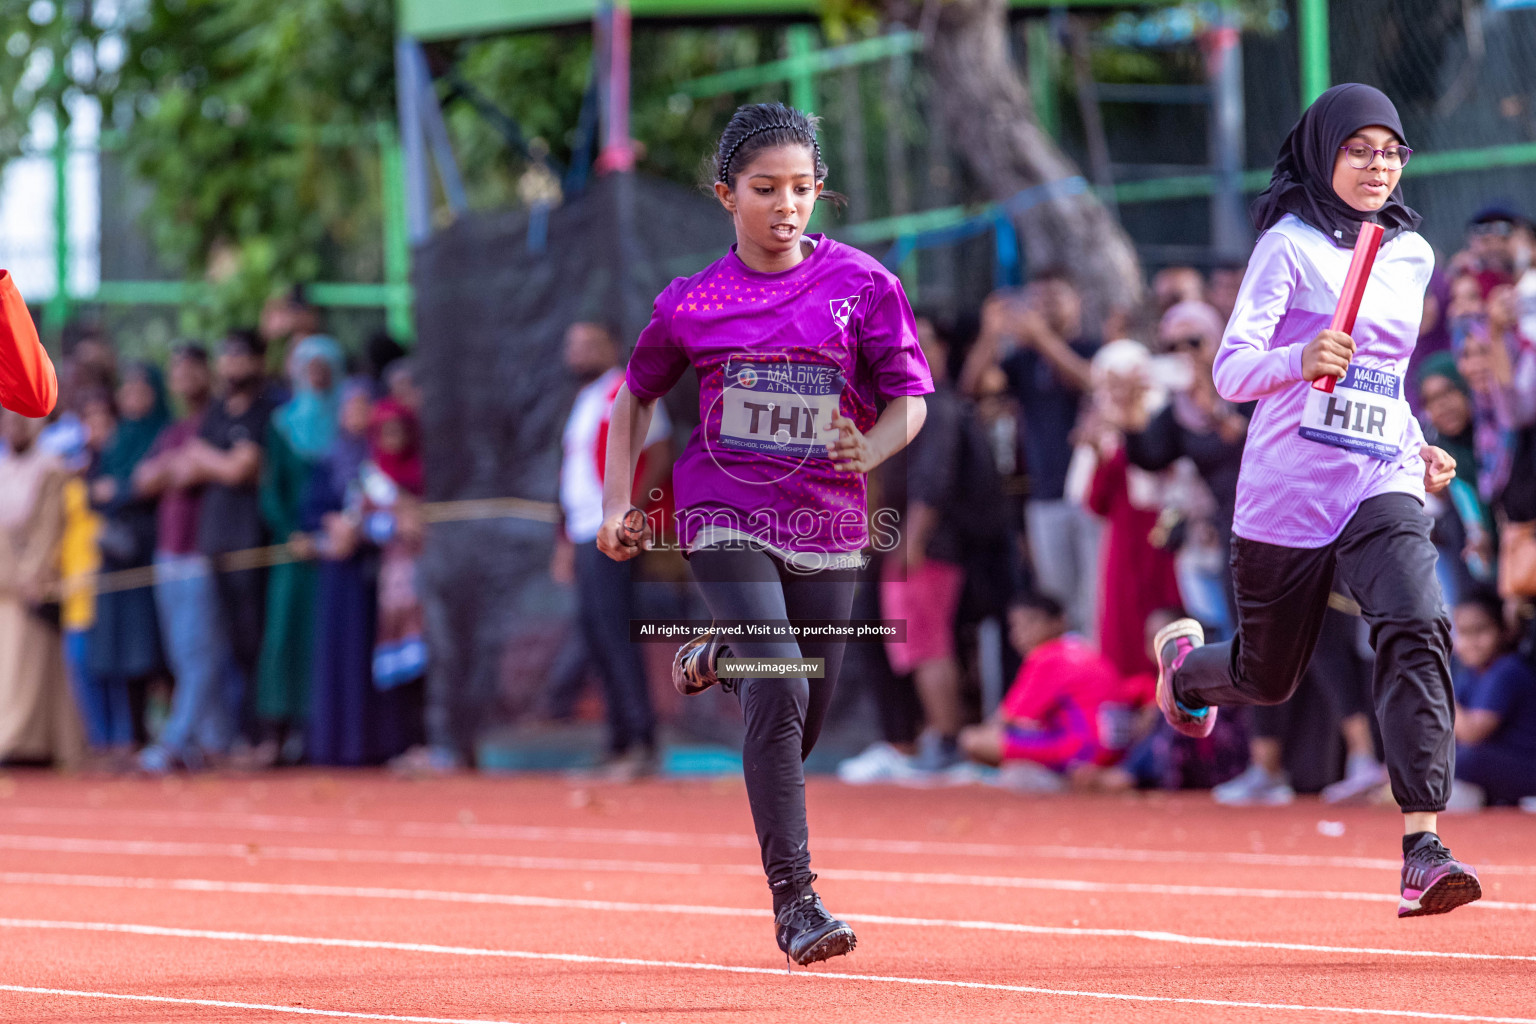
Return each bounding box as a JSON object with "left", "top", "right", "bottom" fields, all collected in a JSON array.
[{"left": 48, "top": 495, "right": 561, "bottom": 600}]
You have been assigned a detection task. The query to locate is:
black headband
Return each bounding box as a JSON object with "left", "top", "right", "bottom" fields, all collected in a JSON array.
[{"left": 718, "top": 122, "right": 821, "bottom": 181}]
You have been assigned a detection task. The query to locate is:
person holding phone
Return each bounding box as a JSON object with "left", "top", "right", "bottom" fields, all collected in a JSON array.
[
  {"left": 960, "top": 272, "right": 1101, "bottom": 635},
  {"left": 1151, "top": 84, "right": 1477, "bottom": 918}
]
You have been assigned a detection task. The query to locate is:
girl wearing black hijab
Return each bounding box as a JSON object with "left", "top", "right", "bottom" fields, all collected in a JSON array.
[{"left": 1149, "top": 84, "right": 1480, "bottom": 917}]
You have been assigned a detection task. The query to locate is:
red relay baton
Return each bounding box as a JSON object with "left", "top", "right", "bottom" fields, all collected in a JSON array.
[{"left": 1313, "top": 221, "right": 1385, "bottom": 393}]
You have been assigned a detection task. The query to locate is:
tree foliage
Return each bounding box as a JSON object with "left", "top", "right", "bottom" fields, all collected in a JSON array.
[
  {"left": 443, "top": 25, "right": 781, "bottom": 210},
  {"left": 1, "top": 0, "right": 396, "bottom": 331},
  {"left": 112, "top": 0, "right": 395, "bottom": 326},
  {"left": 0, "top": 0, "right": 114, "bottom": 161}
]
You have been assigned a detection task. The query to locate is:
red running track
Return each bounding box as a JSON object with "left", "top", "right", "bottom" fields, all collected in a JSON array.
[{"left": 0, "top": 770, "right": 1531, "bottom": 1023}]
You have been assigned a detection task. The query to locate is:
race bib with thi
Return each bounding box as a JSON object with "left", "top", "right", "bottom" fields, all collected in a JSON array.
[
  {"left": 1297, "top": 364, "right": 1408, "bottom": 462},
  {"left": 718, "top": 357, "right": 845, "bottom": 458}
]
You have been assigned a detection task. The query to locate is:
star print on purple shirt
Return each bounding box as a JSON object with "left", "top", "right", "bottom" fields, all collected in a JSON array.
[{"left": 625, "top": 235, "right": 934, "bottom": 555}]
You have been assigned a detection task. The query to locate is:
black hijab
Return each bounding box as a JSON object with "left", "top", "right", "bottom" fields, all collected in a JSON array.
[{"left": 1250, "top": 83, "right": 1422, "bottom": 248}]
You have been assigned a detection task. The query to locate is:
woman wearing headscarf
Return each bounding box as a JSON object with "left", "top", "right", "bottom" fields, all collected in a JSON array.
[
  {"left": 1417, "top": 352, "right": 1490, "bottom": 606},
  {"left": 304, "top": 380, "right": 418, "bottom": 764},
  {"left": 1151, "top": 84, "right": 1479, "bottom": 916},
  {"left": 254, "top": 334, "right": 345, "bottom": 762},
  {"left": 364, "top": 397, "right": 427, "bottom": 709},
  {"left": 0, "top": 410, "right": 82, "bottom": 765},
  {"left": 1079, "top": 340, "right": 1183, "bottom": 679},
  {"left": 84, "top": 363, "right": 170, "bottom": 753}
]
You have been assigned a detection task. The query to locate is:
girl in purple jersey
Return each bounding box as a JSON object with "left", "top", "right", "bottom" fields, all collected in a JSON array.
[
  {"left": 1152, "top": 84, "right": 1480, "bottom": 917},
  {"left": 597, "top": 103, "right": 932, "bottom": 965}
]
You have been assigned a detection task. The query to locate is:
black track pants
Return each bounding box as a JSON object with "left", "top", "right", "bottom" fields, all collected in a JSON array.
[{"left": 1173, "top": 493, "right": 1455, "bottom": 813}]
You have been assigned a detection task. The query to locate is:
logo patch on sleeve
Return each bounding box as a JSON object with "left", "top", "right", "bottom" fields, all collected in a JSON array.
[{"left": 830, "top": 295, "right": 861, "bottom": 330}]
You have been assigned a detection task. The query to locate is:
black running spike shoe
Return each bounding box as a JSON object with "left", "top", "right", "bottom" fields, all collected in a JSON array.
[
  {"left": 1399, "top": 833, "right": 1481, "bottom": 918},
  {"left": 773, "top": 874, "right": 856, "bottom": 967},
  {"left": 672, "top": 630, "right": 729, "bottom": 696}
]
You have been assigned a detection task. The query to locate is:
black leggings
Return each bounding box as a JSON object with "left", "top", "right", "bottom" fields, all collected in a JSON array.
[{"left": 688, "top": 545, "right": 857, "bottom": 889}]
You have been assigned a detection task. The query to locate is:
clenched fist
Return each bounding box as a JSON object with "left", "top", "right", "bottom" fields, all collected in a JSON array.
[{"left": 1301, "top": 329, "right": 1356, "bottom": 384}]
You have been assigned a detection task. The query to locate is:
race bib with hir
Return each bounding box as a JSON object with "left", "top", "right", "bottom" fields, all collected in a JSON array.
[
  {"left": 1297, "top": 364, "right": 1407, "bottom": 462},
  {"left": 718, "top": 356, "right": 845, "bottom": 458}
]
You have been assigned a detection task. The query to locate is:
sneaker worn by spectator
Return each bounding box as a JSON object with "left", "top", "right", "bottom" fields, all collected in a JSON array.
[
  {"left": 910, "top": 730, "right": 963, "bottom": 773},
  {"left": 1153, "top": 617, "right": 1217, "bottom": 738},
  {"left": 588, "top": 745, "right": 661, "bottom": 783},
  {"left": 1321, "top": 752, "right": 1390, "bottom": 804},
  {"left": 836, "top": 742, "right": 920, "bottom": 785},
  {"left": 1212, "top": 763, "right": 1295, "bottom": 806},
  {"left": 1399, "top": 831, "right": 1481, "bottom": 917},
  {"left": 772, "top": 873, "right": 855, "bottom": 967}
]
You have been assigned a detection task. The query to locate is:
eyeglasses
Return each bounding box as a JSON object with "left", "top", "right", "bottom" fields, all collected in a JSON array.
[
  {"left": 1157, "top": 335, "right": 1205, "bottom": 353},
  {"left": 1339, "top": 143, "right": 1413, "bottom": 169}
]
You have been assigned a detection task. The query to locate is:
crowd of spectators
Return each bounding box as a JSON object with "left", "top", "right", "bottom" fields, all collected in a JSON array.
[
  {"left": 3, "top": 208, "right": 1534, "bottom": 812},
  {"left": 0, "top": 290, "right": 428, "bottom": 773}
]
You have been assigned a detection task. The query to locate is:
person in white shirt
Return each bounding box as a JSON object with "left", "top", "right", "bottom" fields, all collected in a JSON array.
[{"left": 554, "top": 321, "right": 672, "bottom": 779}]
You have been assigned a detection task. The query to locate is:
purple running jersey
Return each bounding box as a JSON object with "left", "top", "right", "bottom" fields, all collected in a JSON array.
[
  {"left": 626, "top": 235, "right": 932, "bottom": 556},
  {"left": 1215, "top": 213, "right": 1434, "bottom": 548}
]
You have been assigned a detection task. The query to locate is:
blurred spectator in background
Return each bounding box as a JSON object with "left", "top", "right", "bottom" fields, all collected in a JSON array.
[
  {"left": 83, "top": 364, "right": 169, "bottom": 755},
  {"left": 1206, "top": 261, "right": 1245, "bottom": 325},
  {"left": 554, "top": 321, "right": 669, "bottom": 780},
  {"left": 307, "top": 379, "right": 420, "bottom": 765},
  {"left": 841, "top": 314, "right": 1011, "bottom": 786},
  {"left": 0, "top": 409, "right": 83, "bottom": 765},
  {"left": 185, "top": 330, "right": 276, "bottom": 747},
  {"left": 1080, "top": 340, "right": 1181, "bottom": 679},
  {"left": 41, "top": 322, "right": 116, "bottom": 468},
  {"left": 57, "top": 417, "right": 101, "bottom": 759},
  {"left": 1409, "top": 266, "right": 1454, "bottom": 405},
  {"left": 384, "top": 358, "right": 423, "bottom": 415},
  {"left": 60, "top": 388, "right": 111, "bottom": 756},
  {"left": 1151, "top": 266, "right": 1205, "bottom": 313},
  {"left": 1455, "top": 288, "right": 1536, "bottom": 510},
  {"left": 136, "top": 344, "right": 225, "bottom": 773},
  {"left": 962, "top": 271, "right": 1101, "bottom": 636},
  {"left": 366, "top": 394, "right": 428, "bottom": 713},
  {"left": 1454, "top": 206, "right": 1524, "bottom": 298},
  {"left": 958, "top": 593, "right": 1118, "bottom": 791},
  {"left": 1417, "top": 353, "right": 1491, "bottom": 605},
  {"left": 1449, "top": 588, "right": 1536, "bottom": 810},
  {"left": 878, "top": 316, "right": 971, "bottom": 773},
  {"left": 1124, "top": 300, "right": 1249, "bottom": 630},
  {"left": 254, "top": 335, "right": 347, "bottom": 765},
  {"left": 260, "top": 286, "right": 324, "bottom": 396}
]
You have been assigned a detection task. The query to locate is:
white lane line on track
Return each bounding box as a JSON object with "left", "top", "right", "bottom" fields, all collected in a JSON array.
[
  {"left": 1, "top": 833, "right": 1533, "bottom": 911},
  {"left": 0, "top": 918, "right": 1531, "bottom": 1024},
  {"left": 2, "top": 805, "right": 1532, "bottom": 875},
  {"left": 3, "top": 871, "right": 1531, "bottom": 963},
  {"left": 0, "top": 984, "right": 522, "bottom": 1023}
]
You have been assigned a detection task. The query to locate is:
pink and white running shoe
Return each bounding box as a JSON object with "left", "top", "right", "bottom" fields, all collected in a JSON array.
[{"left": 1152, "top": 617, "right": 1216, "bottom": 739}]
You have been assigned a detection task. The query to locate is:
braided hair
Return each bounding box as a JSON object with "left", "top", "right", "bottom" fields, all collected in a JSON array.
[{"left": 711, "top": 102, "right": 835, "bottom": 200}]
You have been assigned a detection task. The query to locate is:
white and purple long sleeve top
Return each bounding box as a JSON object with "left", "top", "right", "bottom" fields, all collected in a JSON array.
[{"left": 1215, "top": 213, "right": 1433, "bottom": 548}]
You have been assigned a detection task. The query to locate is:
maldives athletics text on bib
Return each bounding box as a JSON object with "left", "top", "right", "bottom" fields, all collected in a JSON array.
[
  {"left": 1297, "top": 363, "right": 1408, "bottom": 462},
  {"left": 718, "top": 356, "right": 845, "bottom": 459}
]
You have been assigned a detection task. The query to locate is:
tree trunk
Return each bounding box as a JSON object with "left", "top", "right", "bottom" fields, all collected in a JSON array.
[{"left": 904, "top": 0, "right": 1142, "bottom": 323}]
